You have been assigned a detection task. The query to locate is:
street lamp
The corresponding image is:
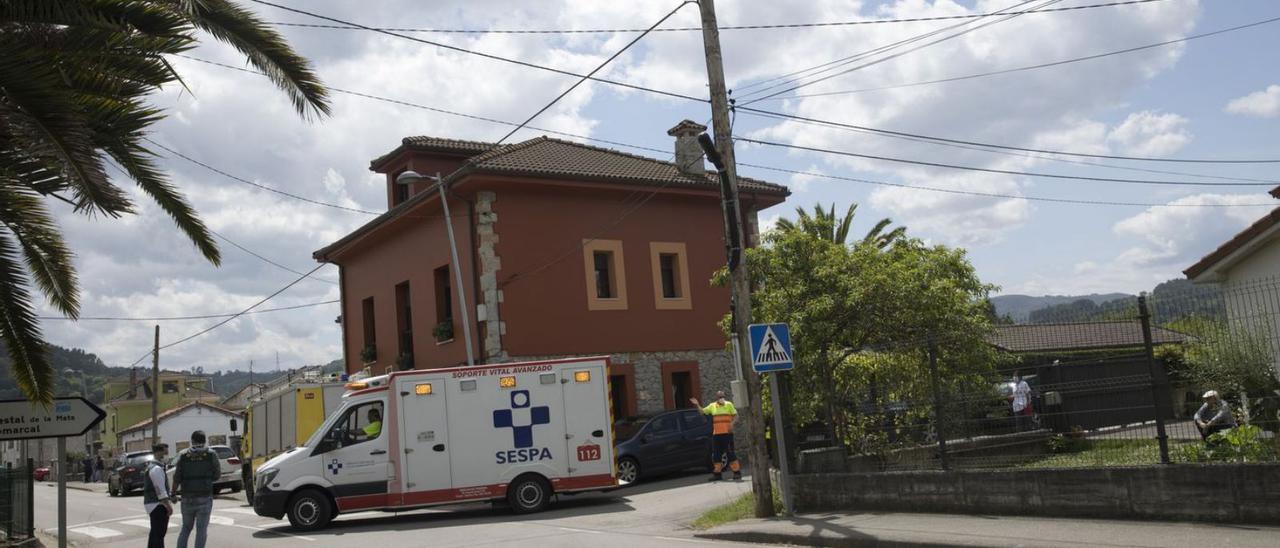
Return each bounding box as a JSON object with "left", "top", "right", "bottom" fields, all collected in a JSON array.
[
  {"left": 395, "top": 170, "right": 475, "bottom": 367},
  {"left": 63, "top": 369, "right": 91, "bottom": 476}
]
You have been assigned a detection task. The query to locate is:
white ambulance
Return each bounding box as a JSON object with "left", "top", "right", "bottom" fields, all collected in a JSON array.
[{"left": 252, "top": 357, "right": 617, "bottom": 530}]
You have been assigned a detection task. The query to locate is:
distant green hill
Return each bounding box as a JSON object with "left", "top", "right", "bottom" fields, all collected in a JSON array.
[
  {"left": 0, "top": 343, "right": 339, "bottom": 402},
  {"left": 1026, "top": 279, "right": 1222, "bottom": 325}
]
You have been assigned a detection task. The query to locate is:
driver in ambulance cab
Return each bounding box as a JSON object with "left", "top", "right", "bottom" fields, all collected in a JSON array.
[{"left": 362, "top": 408, "right": 382, "bottom": 439}]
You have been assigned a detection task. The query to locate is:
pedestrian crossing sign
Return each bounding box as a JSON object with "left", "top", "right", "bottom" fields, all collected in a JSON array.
[{"left": 748, "top": 323, "right": 793, "bottom": 373}]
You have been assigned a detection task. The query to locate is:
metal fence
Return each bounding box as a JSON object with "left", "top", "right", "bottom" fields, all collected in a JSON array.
[
  {"left": 781, "top": 276, "right": 1280, "bottom": 472},
  {"left": 0, "top": 460, "right": 34, "bottom": 542}
]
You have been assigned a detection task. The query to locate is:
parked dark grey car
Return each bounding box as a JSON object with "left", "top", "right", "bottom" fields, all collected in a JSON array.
[{"left": 615, "top": 408, "right": 713, "bottom": 484}]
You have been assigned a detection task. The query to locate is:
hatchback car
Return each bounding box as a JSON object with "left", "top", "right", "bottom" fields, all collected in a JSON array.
[
  {"left": 615, "top": 408, "right": 713, "bottom": 484},
  {"left": 165, "top": 445, "right": 244, "bottom": 494},
  {"left": 108, "top": 450, "right": 156, "bottom": 496}
]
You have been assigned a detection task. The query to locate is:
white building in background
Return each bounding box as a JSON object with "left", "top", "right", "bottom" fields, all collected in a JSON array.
[
  {"left": 1185, "top": 186, "right": 1280, "bottom": 374},
  {"left": 117, "top": 401, "right": 241, "bottom": 453}
]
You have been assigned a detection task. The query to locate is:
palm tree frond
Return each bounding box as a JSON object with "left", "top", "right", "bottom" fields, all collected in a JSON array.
[
  {"left": 175, "top": 0, "right": 331, "bottom": 118},
  {"left": 0, "top": 231, "right": 54, "bottom": 403},
  {"left": 108, "top": 142, "right": 221, "bottom": 264},
  {"left": 0, "top": 186, "right": 79, "bottom": 317}
]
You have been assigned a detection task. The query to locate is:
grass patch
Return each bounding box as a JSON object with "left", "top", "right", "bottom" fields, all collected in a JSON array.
[
  {"left": 691, "top": 490, "right": 783, "bottom": 530},
  {"left": 1017, "top": 439, "right": 1208, "bottom": 469}
]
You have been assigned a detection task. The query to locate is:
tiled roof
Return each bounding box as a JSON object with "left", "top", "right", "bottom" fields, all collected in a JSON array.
[
  {"left": 1184, "top": 206, "right": 1280, "bottom": 281},
  {"left": 987, "top": 321, "right": 1189, "bottom": 353},
  {"left": 463, "top": 137, "right": 788, "bottom": 195},
  {"left": 120, "top": 399, "right": 240, "bottom": 435}
]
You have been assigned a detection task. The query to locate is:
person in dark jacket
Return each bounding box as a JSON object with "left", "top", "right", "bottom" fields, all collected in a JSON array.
[{"left": 173, "top": 431, "right": 221, "bottom": 548}]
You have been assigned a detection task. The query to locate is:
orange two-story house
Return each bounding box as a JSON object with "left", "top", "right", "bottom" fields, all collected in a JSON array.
[{"left": 313, "top": 120, "right": 789, "bottom": 416}]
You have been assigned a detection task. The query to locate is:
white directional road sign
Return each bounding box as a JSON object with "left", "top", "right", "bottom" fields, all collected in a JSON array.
[
  {"left": 0, "top": 397, "right": 105, "bottom": 441},
  {"left": 749, "top": 323, "right": 794, "bottom": 373}
]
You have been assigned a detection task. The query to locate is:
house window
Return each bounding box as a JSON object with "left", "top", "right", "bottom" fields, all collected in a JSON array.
[
  {"left": 661, "top": 361, "right": 701, "bottom": 410},
  {"left": 395, "top": 281, "right": 414, "bottom": 360},
  {"left": 649, "top": 242, "right": 692, "bottom": 310},
  {"left": 162, "top": 381, "right": 179, "bottom": 394},
  {"left": 392, "top": 171, "right": 410, "bottom": 205},
  {"left": 608, "top": 363, "right": 637, "bottom": 420},
  {"left": 362, "top": 297, "right": 376, "bottom": 358},
  {"left": 433, "top": 265, "right": 454, "bottom": 342},
  {"left": 582, "top": 239, "right": 627, "bottom": 311}
]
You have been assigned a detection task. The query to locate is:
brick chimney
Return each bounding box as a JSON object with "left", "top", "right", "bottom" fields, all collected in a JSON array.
[{"left": 667, "top": 120, "right": 708, "bottom": 176}]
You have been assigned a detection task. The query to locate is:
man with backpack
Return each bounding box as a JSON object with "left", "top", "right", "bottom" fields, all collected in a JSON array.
[{"left": 172, "top": 430, "right": 221, "bottom": 548}]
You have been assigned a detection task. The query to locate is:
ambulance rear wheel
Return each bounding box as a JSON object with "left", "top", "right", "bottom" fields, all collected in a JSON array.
[
  {"left": 287, "top": 489, "right": 332, "bottom": 531},
  {"left": 507, "top": 475, "right": 551, "bottom": 514}
]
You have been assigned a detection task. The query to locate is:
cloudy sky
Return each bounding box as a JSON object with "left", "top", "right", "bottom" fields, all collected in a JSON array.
[{"left": 39, "top": 0, "right": 1280, "bottom": 371}]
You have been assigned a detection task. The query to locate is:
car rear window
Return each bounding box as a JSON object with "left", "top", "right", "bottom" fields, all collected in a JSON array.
[
  {"left": 126, "top": 454, "right": 154, "bottom": 466},
  {"left": 615, "top": 419, "right": 648, "bottom": 442},
  {"left": 212, "top": 447, "right": 236, "bottom": 459}
]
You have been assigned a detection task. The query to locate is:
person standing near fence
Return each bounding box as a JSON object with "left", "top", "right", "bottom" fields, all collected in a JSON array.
[
  {"left": 1010, "top": 371, "right": 1034, "bottom": 432},
  {"left": 172, "top": 430, "right": 221, "bottom": 548},
  {"left": 94, "top": 455, "right": 104, "bottom": 482},
  {"left": 690, "top": 390, "right": 742, "bottom": 482},
  {"left": 142, "top": 444, "right": 173, "bottom": 548},
  {"left": 1194, "top": 390, "right": 1236, "bottom": 441}
]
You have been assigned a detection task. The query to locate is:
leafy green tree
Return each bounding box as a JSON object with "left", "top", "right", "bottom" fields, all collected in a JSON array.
[
  {"left": 775, "top": 202, "right": 905, "bottom": 248},
  {"left": 724, "top": 226, "right": 1000, "bottom": 448},
  {"left": 1173, "top": 316, "right": 1279, "bottom": 423},
  {"left": 1, "top": 0, "right": 330, "bottom": 402}
]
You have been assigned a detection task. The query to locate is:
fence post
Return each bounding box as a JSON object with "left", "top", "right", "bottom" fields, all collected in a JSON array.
[
  {"left": 1138, "top": 295, "right": 1171, "bottom": 465},
  {"left": 26, "top": 457, "right": 33, "bottom": 539},
  {"left": 928, "top": 335, "right": 950, "bottom": 471}
]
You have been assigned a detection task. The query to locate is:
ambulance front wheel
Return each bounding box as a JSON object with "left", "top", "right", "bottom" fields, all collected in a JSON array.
[
  {"left": 287, "top": 489, "right": 333, "bottom": 531},
  {"left": 507, "top": 475, "right": 551, "bottom": 514}
]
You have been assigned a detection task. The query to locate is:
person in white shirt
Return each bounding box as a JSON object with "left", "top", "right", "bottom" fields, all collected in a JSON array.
[
  {"left": 143, "top": 444, "right": 173, "bottom": 548},
  {"left": 1009, "top": 372, "right": 1034, "bottom": 432}
]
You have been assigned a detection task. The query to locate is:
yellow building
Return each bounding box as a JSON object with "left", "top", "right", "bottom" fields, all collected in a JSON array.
[{"left": 99, "top": 371, "right": 220, "bottom": 453}]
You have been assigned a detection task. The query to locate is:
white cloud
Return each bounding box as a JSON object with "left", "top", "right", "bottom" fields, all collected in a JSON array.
[
  {"left": 1105, "top": 111, "right": 1192, "bottom": 157},
  {"left": 1225, "top": 84, "right": 1280, "bottom": 118}
]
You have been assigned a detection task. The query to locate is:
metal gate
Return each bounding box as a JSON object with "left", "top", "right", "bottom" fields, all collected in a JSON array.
[{"left": 0, "top": 460, "right": 34, "bottom": 542}]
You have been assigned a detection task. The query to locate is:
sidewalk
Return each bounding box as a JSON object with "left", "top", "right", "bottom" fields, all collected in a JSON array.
[
  {"left": 695, "top": 511, "right": 1280, "bottom": 547},
  {"left": 42, "top": 480, "right": 108, "bottom": 494}
]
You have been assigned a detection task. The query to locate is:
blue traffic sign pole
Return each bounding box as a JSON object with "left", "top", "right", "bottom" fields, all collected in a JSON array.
[{"left": 749, "top": 323, "right": 794, "bottom": 515}]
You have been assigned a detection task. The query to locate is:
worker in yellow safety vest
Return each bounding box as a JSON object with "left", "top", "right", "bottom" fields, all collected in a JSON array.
[{"left": 690, "top": 390, "right": 742, "bottom": 482}]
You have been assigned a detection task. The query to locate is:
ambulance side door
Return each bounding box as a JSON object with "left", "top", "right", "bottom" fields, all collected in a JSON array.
[
  {"left": 561, "top": 362, "right": 612, "bottom": 479},
  {"left": 315, "top": 399, "right": 389, "bottom": 510}
]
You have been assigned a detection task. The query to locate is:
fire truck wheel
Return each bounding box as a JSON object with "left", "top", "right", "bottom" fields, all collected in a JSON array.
[
  {"left": 507, "top": 475, "right": 551, "bottom": 514},
  {"left": 287, "top": 489, "right": 332, "bottom": 531}
]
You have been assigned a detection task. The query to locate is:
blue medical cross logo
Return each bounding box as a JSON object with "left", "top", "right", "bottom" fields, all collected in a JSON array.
[
  {"left": 492, "top": 390, "right": 550, "bottom": 448},
  {"left": 328, "top": 458, "right": 342, "bottom": 474}
]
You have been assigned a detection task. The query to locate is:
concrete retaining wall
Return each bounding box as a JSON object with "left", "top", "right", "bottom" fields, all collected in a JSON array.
[{"left": 792, "top": 464, "right": 1280, "bottom": 524}]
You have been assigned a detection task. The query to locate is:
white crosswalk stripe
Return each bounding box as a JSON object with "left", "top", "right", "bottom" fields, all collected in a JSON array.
[{"left": 67, "top": 526, "right": 123, "bottom": 539}]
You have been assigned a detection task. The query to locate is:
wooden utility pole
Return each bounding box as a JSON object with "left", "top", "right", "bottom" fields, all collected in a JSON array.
[
  {"left": 151, "top": 325, "right": 159, "bottom": 447},
  {"left": 698, "top": 0, "right": 775, "bottom": 518}
]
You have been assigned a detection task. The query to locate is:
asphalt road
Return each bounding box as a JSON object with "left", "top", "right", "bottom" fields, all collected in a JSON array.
[{"left": 35, "top": 471, "right": 760, "bottom": 547}]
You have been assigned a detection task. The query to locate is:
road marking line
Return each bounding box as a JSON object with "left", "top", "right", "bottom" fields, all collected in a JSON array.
[
  {"left": 220, "top": 507, "right": 262, "bottom": 516},
  {"left": 654, "top": 537, "right": 717, "bottom": 544},
  {"left": 225, "top": 522, "right": 315, "bottom": 542},
  {"left": 118, "top": 518, "right": 180, "bottom": 529},
  {"left": 555, "top": 526, "right": 605, "bottom": 535},
  {"left": 68, "top": 526, "right": 123, "bottom": 539}
]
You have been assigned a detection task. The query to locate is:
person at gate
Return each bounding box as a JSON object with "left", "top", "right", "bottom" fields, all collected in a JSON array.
[
  {"left": 1195, "top": 390, "right": 1236, "bottom": 441},
  {"left": 1009, "top": 371, "right": 1033, "bottom": 432},
  {"left": 142, "top": 443, "right": 172, "bottom": 548},
  {"left": 690, "top": 390, "right": 742, "bottom": 482},
  {"left": 172, "top": 430, "right": 221, "bottom": 548}
]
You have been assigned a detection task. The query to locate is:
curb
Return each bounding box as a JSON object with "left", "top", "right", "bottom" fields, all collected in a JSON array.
[{"left": 695, "top": 531, "right": 956, "bottom": 547}]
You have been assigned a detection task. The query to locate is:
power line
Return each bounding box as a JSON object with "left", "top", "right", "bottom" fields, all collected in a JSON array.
[
  {"left": 738, "top": 162, "right": 1277, "bottom": 208},
  {"left": 247, "top": 0, "right": 708, "bottom": 103},
  {"left": 738, "top": 109, "right": 1279, "bottom": 183},
  {"left": 145, "top": 138, "right": 383, "bottom": 214},
  {"left": 492, "top": 0, "right": 695, "bottom": 145},
  {"left": 733, "top": 0, "right": 1049, "bottom": 100},
  {"left": 127, "top": 264, "right": 326, "bottom": 367},
  {"left": 209, "top": 228, "right": 339, "bottom": 285},
  {"left": 39, "top": 300, "right": 339, "bottom": 321},
  {"left": 756, "top": 14, "right": 1280, "bottom": 101},
  {"left": 172, "top": 54, "right": 671, "bottom": 157},
  {"left": 740, "top": 0, "right": 1067, "bottom": 105},
  {"left": 266, "top": 0, "right": 1166, "bottom": 34},
  {"left": 737, "top": 137, "right": 1276, "bottom": 186},
  {"left": 738, "top": 107, "right": 1280, "bottom": 165}
]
